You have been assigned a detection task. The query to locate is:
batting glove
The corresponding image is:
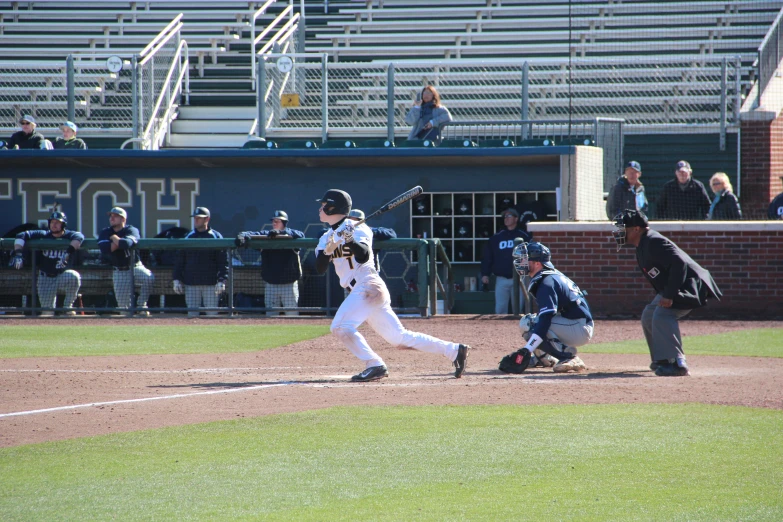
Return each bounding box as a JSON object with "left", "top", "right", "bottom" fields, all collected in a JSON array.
[
  {"left": 55, "top": 254, "right": 70, "bottom": 270},
  {"left": 268, "top": 229, "right": 279, "bottom": 239},
  {"left": 173, "top": 280, "right": 185, "bottom": 295},
  {"left": 343, "top": 222, "right": 355, "bottom": 244},
  {"left": 10, "top": 251, "right": 24, "bottom": 270},
  {"left": 323, "top": 232, "right": 341, "bottom": 256},
  {"left": 215, "top": 281, "right": 226, "bottom": 295}
]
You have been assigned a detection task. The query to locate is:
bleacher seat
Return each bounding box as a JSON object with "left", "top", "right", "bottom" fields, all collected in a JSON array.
[
  {"left": 397, "top": 139, "right": 436, "bottom": 148},
  {"left": 355, "top": 139, "right": 395, "bottom": 148},
  {"left": 278, "top": 140, "right": 319, "bottom": 149},
  {"left": 321, "top": 140, "right": 357, "bottom": 149},
  {"left": 439, "top": 139, "right": 477, "bottom": 148},
  {"left": 519, "top": 138, "right": 555, "bottom": 147},
  {"left": 242, "top": 138, "right": 267, "bottom": 149},
  {"left": 559, "top": 137, "right": 595, "bottom": 146},
  {"left": 480, "top": 139, "right": 516, "bottom": 148}
]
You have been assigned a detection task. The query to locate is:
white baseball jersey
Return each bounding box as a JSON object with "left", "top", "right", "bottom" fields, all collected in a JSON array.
[{"left": 317, "top": 219, "right": 460, "bottom": 371}]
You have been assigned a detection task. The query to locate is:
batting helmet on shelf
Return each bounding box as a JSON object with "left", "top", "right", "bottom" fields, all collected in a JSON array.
[
  {"left": 612, "top": 209, "right": 649, "bottom": 251},
  {"left": 48, "top": 211, "right": 67, "bottom": 228},
  {"left": 317, "top": 189, "right": 352, "bottom": 216}
]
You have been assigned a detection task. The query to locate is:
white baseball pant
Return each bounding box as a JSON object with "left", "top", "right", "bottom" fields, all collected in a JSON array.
[
  {"left": 37, "top": 270, "right": 81, "bottom": 312},
  {"left": 264, "top": 282, "right": 299, "bottom": 316},
  {"left": 113, "top": 262, "right": 154, "bottom": 310},
  {"left": 185, "top": 285, "right": 219, "bottom": 317}
]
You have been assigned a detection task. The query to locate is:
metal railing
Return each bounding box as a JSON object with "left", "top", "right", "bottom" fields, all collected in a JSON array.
[
  {"left": 0, "top": 238, "right": 453, "bottom": 317},
  {"left": 756, "top": 7, "right": 783, "bottom": 107}
]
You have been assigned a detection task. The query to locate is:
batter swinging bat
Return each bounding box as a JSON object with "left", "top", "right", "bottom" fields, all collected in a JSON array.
[{"left": 338, "top": 186, "right": 423, "bottom": 236}]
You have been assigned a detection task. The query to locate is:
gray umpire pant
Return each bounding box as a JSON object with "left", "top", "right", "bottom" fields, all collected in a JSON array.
[
  {"left": 37, "top": 270, "right": 81, "bottom": 311},
  {"left": 113, "top": 262, "right": 154, "bottom": 310},
  {"left": 185, "top": 285, "right": 219, "bottom": 317},
  {"left": 641, "top": 294, "right": 693, "bottom": 363},
  {"left": 265, "top": 281, "right": 299, "bottom": 316},
  {"left": 494, "top": 275, "right": 524, "bottom": 314}
]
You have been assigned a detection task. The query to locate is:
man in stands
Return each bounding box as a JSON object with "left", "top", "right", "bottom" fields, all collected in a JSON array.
[{"left": 1, "top": 115, "right": 46, "bottom": 150}]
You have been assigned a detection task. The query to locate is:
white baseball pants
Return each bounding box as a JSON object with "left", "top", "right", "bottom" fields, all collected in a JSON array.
[
  {"left": 37, "top": 270, "right": 81, "bottom": 311},
  {"left": 185, "top": 285, "right": 219, "bottom": 317}
]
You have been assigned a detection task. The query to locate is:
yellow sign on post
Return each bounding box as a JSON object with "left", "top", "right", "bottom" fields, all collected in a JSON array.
[{"left": 281, "top": 93, "right": 300, "bottom": 107}]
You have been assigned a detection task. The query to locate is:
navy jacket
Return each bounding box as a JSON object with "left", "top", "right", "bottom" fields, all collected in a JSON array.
[
  {"left": 481, "top": 228, "right": 532, "bottom": 279},
  {"left": 708, "top": 191, "right": 741, "bottom": 220},
  {"left": 606, "top": 176, "right": 648, "bottom": 219},
  {"left": 635, "top": 229, "right": 722, "bottom": 310},
  {"left": 243, "top": 227, "right": 305, "bottom": 284},
  {"left": 769, "top": 192, "right": 783, "bottom": 220},
  {"left": 98, "top": 225, "right": 143, "bottom": 268},
  {"left": 173, "top": 228, "right": 228, "bottom": 285},
  {"left": 528, "top": 269, "right": 593, "bottom": 338},
  {"left": 657, "top": 177, "right": 711, "bottom": 220},
  {"left": 16, "top": 229, "right": 85, "bottom": 275}
]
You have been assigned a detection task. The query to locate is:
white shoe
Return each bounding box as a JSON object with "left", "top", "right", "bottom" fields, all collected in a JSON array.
[
  {"left": 553, "top": 356, "right": 587, "bottom": 373},
  {"left": 64, "top": 310, "right": 76, "bottom": 316},
  {"left": 39, "top": 311, "right": 54, "bottom": 317}
]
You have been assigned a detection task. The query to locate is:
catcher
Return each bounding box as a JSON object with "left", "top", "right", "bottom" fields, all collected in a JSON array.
[{"left": 499, "top": 242, "right": 594, "bottom": 374}]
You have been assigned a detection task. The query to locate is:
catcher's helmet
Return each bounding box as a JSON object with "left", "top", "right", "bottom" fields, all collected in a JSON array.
[
  {"left": 316, "top": 189, "right": 352, "bottom": 216},
  {"left": 612, "top": 209, "right": 649, "bottom": 251},
  {"left": 513, "top": 241, "right": 554, "bottom": 276},
  {"left": 48, "top": 211, "right": 67, "bottom": 228}
]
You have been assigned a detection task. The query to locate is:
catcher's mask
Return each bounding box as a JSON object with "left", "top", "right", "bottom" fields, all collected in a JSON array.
[
  {"left": 612, "top": 209, "right": 649, "bottom": 251},
  {"left": 513, "top": 241, "right": 554, "bottom": 276},
  {"left": 317, "top": 189, "right": 352, "bottom": 216},
  {"left": 48, "top": 211, "right": 67, "bottom": 228}
]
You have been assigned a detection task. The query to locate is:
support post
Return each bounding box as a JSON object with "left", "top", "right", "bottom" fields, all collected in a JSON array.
[
  {"left": 66, "top": 54, "right": 75, "bottom": 122},
  {"left": 720, "top": 57, "right": 727, "bottom": 151},
  {"left": 321, "top": 55, "right": 328, "bottom": 143},
  {"left": 417, "top": 240, "right": 429, "bottom": 316},
  {"left": 257, "top": 58, "right": 266, "bottom": 138},
  {"left": 521, "top": 61, "right": 529, "bottom": 139},
  {"left": 387, "top": 63, "right": 395, "bottom": 143},
  {"left": 429, "top": 241, "right": 437, "bottom": 316}
]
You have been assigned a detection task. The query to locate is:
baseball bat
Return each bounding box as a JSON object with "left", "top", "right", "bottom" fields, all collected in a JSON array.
[{"left": 338, "top": 186, "right": 423, "bottom": 235}]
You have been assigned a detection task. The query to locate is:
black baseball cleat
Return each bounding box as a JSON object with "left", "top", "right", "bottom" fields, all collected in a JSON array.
[
  {"left": 351, "top": 365, "right": 389, "bottom": 382},
  {"left": 654, "top": 362, "right": 690, "bottom": 377},
  {"left": 454, "top": 344, "right": 471, "bottom": 378}
]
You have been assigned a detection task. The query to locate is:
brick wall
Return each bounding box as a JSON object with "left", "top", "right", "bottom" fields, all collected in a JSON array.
[
  {"left": 527, "top": 223, "right": 783, "bottom": 319},
  {"left": 740, "top": 112, "right": 783, "bottom": 219}
]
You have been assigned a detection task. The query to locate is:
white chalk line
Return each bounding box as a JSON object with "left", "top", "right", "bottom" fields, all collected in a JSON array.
[{"left": 0, "top": 367, "right": 330, "bottom": 374}]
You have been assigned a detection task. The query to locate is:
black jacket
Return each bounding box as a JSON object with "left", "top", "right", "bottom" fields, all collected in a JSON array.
[
  {"left": 657, "top": 177, "right": 711, "bottom": 220},
  {"left": 606, "top": 176, "right": 648, "bottom": 219},
  {"left": 709, "top": 191, "right": 741, "bottom": 220},
  {"left": 54, "top": 137, "right": 87, "bottom": 149},
  {"left": 173, "top": 228, "right": 228, "bottom": 285},
  {"left": 3, "top": 129, "right": 45, "bottom": 150},
  {"left": 635, "top": 229, "right": 721, "bottom": 309},
  {"left": 98, "top": 225, "right": 142, "bottom": 268},
  {"left": 768, "top": 192, "right": 783, "bottom": 220},
  {"left": 243, "top": 227, "right": 305, "bottom": 284}
]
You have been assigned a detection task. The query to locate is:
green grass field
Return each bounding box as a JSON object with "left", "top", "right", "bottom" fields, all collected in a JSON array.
[{"left": 1, "top": 404, "right": 781, "bottom": 521}]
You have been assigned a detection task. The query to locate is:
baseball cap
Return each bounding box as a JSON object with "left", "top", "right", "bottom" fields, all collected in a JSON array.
[
  {"left": 625, "top": 161, "right": 641, "bottom": 172},
  {"left": 502, "top": 208, "right": 519, "bottom": 218},
  {"left": 107, "top": 207, "right": 127, "bottom": 218},
  {"left": 676, "top": 160, "right": 691, "bottom": 171},
  {"left": 348, "top": 209, "right": 365, "bottom": 221},
  {"left": 271, "top": 210, "right": 288, "bottom": 222},
  {"left": 60, "top": 121, "right": 78, "bottom": 133},
  {"left": 19, "top": 115, "right": 36, "bottom": 125},
  {"left": 191, "top": 206, "right": 210, "bottom": 218}
]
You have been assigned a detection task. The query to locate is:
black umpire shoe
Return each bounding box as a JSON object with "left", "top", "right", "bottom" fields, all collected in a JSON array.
[
  {"left": 351, "top": 365, "right": 389, "bottom": 382},
  {"left": 654, "top": 362, "right": 690, "bottom": 377},
  {"left": 454, "top": 344, "right": 471, "bottom": 378}
]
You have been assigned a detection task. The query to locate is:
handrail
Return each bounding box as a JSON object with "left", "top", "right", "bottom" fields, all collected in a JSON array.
[
  {"left": 254, "top": 4, "right": 292, "bottom": 46},
  {"left": 258, "top": 13, "right": 300, "bottom": 55},
  {"left": 756, "top": 6, "right": 783, "bottom": 107},
  {"left": 142, "top": 39, "right": 189, "bottom": 150},
  {"left": 139, "top": 13, "right": 183, "bottom": 57},
  {"left": 138, "top": 21, "right": 184, "bottom": 67},
  {"left": 250, "top": 0, "right": 279, "bottom": 83}
]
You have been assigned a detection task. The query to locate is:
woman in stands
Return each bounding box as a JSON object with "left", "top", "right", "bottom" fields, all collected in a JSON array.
[
  {"left": 707, "top": 172, "right": 742, "bottom": 220},
  {"left": 405, "top": 85, "right": 452, "bottom": 142}
]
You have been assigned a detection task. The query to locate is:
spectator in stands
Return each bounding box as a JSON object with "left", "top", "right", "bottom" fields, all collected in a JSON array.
[
  {"left": 1, "top": 115, "right": 46, "bottom": 150},
  {"left": 405, "top": 85, "right": 452, "bottom": 142},
  {"left": 54, "top": 121, "right": 87, "bottom": 150},
  {"left": 656, "top": 160, "right": 711, "bottom": 220},
  {"left": 481, "top": 208, "right": 532, "bottom": 314},
  {"left": 707, "top": 172, "right": 741, "bottom": 220},
  {"left": 173, "top": 207, "right": 228, "bottom": 318},
  {"left": 606, "top": 160, "right": 648, "bottom": 220},
  {"left": 235, "top": 210, "right": 305, "bottom": 316},
  {"left": 769, "top": 189, "right": 783, "bottom": 220}
]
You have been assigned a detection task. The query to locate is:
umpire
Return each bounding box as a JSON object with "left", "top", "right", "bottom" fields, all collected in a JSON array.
[
  {"left": 612, "top": 209, "right": 722, "bottom": 376},
  {"left": 236, "top": 210, "right": 305, "bottom": 316}
]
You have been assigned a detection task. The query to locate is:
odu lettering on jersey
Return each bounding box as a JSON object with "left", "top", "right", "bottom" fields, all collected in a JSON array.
[{"left": 498, "top": 240, "right": 516, "bottom": 249}]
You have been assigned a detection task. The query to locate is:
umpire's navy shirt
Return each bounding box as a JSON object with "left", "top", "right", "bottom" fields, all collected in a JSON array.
[
  {"left": 98, "top": 225, "right": 141, "bottom": 268},
  {"left": 17, "top": 229, "right": 85, "bottom": 275},
  {"left": 528, "top": 269, "right": 593, "bottom": 338},
  {"left": 480, "top": 228, "right": 532, "bottom": 279},
  {"left": 173, "top": 227, "right": 229, "bottom": 285}
]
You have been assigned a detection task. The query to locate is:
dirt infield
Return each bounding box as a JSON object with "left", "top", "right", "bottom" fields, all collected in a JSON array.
[{"left": 1, "top": 316, "right": 782, "bottom": 447}]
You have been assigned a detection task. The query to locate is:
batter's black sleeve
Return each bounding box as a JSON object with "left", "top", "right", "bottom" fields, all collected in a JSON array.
[
  {"left": 346, "top": 241, "right": 370, "bottom": 264},
  {"left": 315, "top": 251, "right": 331, "bottom": 274}
]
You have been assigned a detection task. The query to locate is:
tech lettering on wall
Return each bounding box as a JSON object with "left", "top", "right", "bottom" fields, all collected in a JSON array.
[{"left": 3, "top": 178, "right": 199, "bottom": 238}]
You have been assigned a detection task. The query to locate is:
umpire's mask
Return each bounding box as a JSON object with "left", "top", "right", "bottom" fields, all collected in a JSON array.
[{"left": 612, "top": 209, "right": 648, "bottom": 251}]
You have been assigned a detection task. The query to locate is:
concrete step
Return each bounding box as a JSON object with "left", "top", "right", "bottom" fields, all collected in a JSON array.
[
  {"left": 178, "top": 106, "right": 255, "bottom": 119},
  {"left": 167, "top": 133, "right": 248, "bottom": 148},
  {"left": 171, "top": 119, "right": 254, "bottom": 133}
]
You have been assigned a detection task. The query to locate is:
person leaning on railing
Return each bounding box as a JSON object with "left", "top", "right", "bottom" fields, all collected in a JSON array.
[
  {"left": 404, "top": 85, "right": 452, "bottom": 142},
  {"left": 707, "top": 172, "right": 741, "bottom": 220},
  {"left": 53, "top": 121, "right": 87, "bottom": 150},
  {"left": 1, "top": 115, "right": 46, "bottom": 150}
]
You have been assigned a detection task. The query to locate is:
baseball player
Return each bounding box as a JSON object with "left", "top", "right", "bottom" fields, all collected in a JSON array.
[
  {"left": 10, "top": 211, "right": 84, "bottom": 316},
  {"left": 314, "top": 189, "right": 470, "bottom": 382},
  {"left": 97, "top": 207, "right": 154, "bottom": 316},
  {"left": 236, "top": 210, "right": 305, "bottom": 316},
  {"left": 499, "top": 242, "right": 593, "bottom": 374},
  {"left": 173, "top": 207, "right": 228, "bottom": 318},
  {"left": 612, "top": 209, "right": 722, "bottom": 376}
]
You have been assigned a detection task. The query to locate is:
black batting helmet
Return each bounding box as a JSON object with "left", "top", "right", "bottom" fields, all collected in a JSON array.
[
  {"left": 317, "top": 189, "right": 351, "bottom": 216},
  {"left": 612, "top": 209, "right": 649, "bottom": 251},
  {"left": 48, "top": 211, "right": 67, "bottom": 228}
]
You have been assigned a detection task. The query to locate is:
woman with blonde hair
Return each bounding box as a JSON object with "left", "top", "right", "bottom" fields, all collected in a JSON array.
[
  {"left": 404, "top": 85, "right": 452, "bottom": 142},
  {"left": 708, "top": 172, "right": 741, "bottom": 220}
]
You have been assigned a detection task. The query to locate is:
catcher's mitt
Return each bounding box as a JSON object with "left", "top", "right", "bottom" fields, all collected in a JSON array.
[{"left": 498, "top": 348, "right": 531, "bottom": 374}]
